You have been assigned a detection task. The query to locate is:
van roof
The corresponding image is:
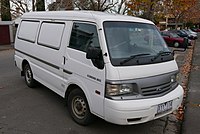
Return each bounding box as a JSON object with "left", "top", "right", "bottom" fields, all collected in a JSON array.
[{"left": 21, "top": 11, "right": 154, "bottom": 25}]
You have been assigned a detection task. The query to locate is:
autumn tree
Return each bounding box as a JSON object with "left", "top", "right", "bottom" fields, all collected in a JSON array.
[
  {"left": 1, "top": 0, "right": 11, "bottom": 21},
  {"left": 126, "top": 0, "right": 161, "bottom": 22},
  {"left": 126, "top": 0, "right": 145, "bottom": 16},
  {"left": 182, "top": 2, "right": 200, "bottom": 27},
  {"left": 142, "top": 0, "right": 160, "bottom": 21},
  {"left": 163, "top": 0, "right": 197, "bottom": 28}
]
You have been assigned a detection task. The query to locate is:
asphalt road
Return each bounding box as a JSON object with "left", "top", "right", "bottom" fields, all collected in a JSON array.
[
  {"left": 182, "top": 35, "right": 200, "bottom": 134},
  {"left": 0, "top": 49, "right": 180, "bottom": 134}
]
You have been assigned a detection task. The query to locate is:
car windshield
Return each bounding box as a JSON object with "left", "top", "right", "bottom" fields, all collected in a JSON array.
[
  {"left": 170, "top": 32, "right": 179, "bottom": 38},
  {"left": 188, "top": 29, "right": 193, "bottom": 33},
  {"left": 179, "top": 30, "right": 186, "bottom": 34},
  {"left": 182, "top": 30, "right": 190, "bottom": 34},
  {"left": 103, "top": 21, "right": 172, "bottom": 66},
  {"left": 188, "top": 29, "right": 197, "bottom": 34}
]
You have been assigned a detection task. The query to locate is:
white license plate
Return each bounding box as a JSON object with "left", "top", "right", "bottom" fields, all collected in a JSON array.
[{"left": 157, "top": 100, "right": 173, "bottom": 114}]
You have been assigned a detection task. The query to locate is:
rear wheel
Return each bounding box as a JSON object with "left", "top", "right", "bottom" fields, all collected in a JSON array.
[
  {"left": 174, "top": 42, "right": 180, "bottom": 48},
  {"left": 68, "top": 88, "right": 95, "bottom": 125},
  {"left": 24, "top": 64, "right": 36, "bottom": 88}
]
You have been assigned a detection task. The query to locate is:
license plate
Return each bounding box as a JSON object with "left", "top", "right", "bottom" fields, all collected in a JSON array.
[{"left": 157, "top": 100, "right": 173, "bottom": 114}]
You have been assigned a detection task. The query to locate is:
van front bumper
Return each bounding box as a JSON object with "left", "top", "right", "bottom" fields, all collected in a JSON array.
[{"left": 104, "top": 85, "right": 183, "bottom": 125}]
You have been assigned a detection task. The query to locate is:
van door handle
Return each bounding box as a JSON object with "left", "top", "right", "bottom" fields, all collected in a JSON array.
[{"left": 63, "top": 56, "right": 66, "bottom": 65}]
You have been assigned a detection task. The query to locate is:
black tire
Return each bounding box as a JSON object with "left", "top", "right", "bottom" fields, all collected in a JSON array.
[
  {"left": 24, "top": 64, "right": 36, "bottom": 88},
  {"left": 174, "top": 42, "right": 180, "bottom": 48},
  {"left": 68, "top": 88, "right": 95, "bottom": 125}
]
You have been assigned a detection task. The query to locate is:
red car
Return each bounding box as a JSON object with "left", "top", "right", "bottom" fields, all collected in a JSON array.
[
  {"left": 161, "top": 31, "right": 188, "bottom": 48},
  {"left": 191, "top": 28, "right": 200, "bottom": 32}
]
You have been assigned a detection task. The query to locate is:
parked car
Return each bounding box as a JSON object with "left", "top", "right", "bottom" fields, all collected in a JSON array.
[
  {"left": 161, "top": 31, "right": 189, "bottom": 48},
  {"left": 188, "top": 29, "right": 198, "bottom": 35},
  {"left": 191, "top": 28, "right": 200, "bottom": 32},
  {"left": 182, "top": 29, "right": 198, "bottom": 40},
  {"left": 170, "top": 30, "right": 192, "bottom": 46},
  {"left": 171, "top": 30, "right": 188, "bottom": 38}
]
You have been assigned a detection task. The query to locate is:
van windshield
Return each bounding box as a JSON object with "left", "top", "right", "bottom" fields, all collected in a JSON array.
[{"left": 103, "top": 21, "right": 173, "bottom": 66}]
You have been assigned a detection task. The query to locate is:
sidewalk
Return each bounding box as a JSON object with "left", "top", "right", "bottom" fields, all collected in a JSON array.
[
  {"left": 0, "top": 44, "right": 14, "bottom": 51},
  {"left": 182, "top": 35, "right": 200, "bottom": 133}
]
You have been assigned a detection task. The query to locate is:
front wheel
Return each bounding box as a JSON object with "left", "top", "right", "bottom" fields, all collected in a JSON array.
[
  {"left": 67, "top": 88, "right": 95, "bottom": 125},
  {"left": 24, "top": 64, "right": 36, "bottom": 88}
]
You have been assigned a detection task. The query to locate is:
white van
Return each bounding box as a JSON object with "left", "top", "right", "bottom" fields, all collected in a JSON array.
[{"left": 14, "top": 11, "right": 184, "bottom": 125}]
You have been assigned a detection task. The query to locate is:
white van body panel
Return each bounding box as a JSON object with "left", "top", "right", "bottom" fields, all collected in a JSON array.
[
  {"left": 21, "top": 11, "right": 154, "bottom": 25},
  {"left": 14, "top": 11, "right": 183, "bottom": 125},
  {"left": 106, "top": 60, "right": 178, "bottom": 80},
  {"left": 104, "top": 85, "right": 183, "bottom": 125},
  {"left": 64, "top": 47, "right": 106, "bottom": 117},
  {"left": 15, "top": 19, "right": 67, "bottom": 97}
]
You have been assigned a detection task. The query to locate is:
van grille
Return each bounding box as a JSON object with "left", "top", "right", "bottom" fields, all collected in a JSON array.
[{"left": 141, "top": 81, "right": 172, "bottom": 96}]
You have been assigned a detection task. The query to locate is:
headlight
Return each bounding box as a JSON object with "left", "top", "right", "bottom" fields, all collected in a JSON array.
[
  {"left": 106, "top": 83, "right": 138, "bottom": 96},
  {"left": 171, "top": 74, "right": 178, "bottom": 83}
]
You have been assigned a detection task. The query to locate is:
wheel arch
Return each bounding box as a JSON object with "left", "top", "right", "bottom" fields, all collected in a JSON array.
[
  {"left": 65, "top": 84, "right": 92, "bottom": 111},
  {"left": 65, "top": 84, "right": 80, "bottom": 101},
  {"left": 66, "top": 84, "right": 96, "bottom": 125},
  {"left": 21, "top": 59, "right": 29, "bottom": 76}
]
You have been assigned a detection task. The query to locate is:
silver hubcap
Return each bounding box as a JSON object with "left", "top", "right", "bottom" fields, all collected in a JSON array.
[
  {"left": 25, "top": 68, "right": 32, "bottom": 83},
  {"left": 174, "top": 42, "right": 179, "bottom": 47},
  {"left": 72, "top": 96, "right": 87, "bottom": 119}
]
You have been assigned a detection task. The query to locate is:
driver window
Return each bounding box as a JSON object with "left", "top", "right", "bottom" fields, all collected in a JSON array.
[{"left": 69, "top": 23, "right": 100, "bottom": 52}]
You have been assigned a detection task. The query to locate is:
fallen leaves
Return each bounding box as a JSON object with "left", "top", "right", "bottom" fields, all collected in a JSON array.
[
  {"left": 188, "top": 103, "right": 200, "bottom": 108},
  {"left": 192, "top": 65, "right": 200, "bottom": 71},
  {"left": 175, "top": 42, "right": 195, "bottom": 120},
  {"left": 176, "top": 106, "right": 184, "bottom": 120}
]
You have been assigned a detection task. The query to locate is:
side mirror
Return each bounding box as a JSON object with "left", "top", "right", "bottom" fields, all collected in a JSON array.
[
  {"left": 86, "top": 47, "right": 104, "bottom": 69},
  {"left": 86, "top": 47, "right": 102, "bottom": 59}
]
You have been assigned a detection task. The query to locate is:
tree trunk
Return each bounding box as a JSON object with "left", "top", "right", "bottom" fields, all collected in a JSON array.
[
  {"left": 32, "top": 0, "right": 35, "bottom": 11},
  {"left": 175, "top": 19, "right": 179, "bottom": 29},
  {"left": 146, "top": 0, "right": 155, "bottom": 21},
  {"left": 1, "top": 0, "right": 11, "bottom": 21},
  {"left": 36, "top": 0, "right": 45, "bottom": 11}
]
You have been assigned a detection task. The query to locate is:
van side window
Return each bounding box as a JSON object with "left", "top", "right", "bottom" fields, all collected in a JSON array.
[
  {"left": 38, "top": 22, "right": 65, "bottom": 50},
  {"left": 69, "top": 23, "right": 100, "bottom": 52},
  {"left": 18, "top": 21, "right": 39, "bottom": 43}
]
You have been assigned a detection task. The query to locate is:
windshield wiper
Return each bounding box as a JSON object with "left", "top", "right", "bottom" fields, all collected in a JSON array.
[
  {"left": 152, "top": 51, "right": 172, "bottom": 61},
  {"left": 120, "top": 53, "right": 151, "bottom": 65}
]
